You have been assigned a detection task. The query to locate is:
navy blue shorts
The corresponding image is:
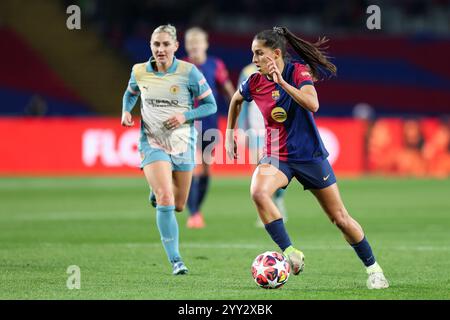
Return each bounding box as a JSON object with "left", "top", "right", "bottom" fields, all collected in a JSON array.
[{"left": 259, "top": 156, "right": 337, "bottom": 190}]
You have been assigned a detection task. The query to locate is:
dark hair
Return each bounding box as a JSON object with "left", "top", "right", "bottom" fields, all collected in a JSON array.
[{"left": 254, "top": 27, "right": 337, "bottom": 80}]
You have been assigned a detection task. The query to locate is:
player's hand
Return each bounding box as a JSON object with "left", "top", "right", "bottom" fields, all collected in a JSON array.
[
  {"left": 266, "top": 56, "right": 283, "bottom": 84},
  {"left": 163, "top": 114, "right": 186, "bottom": 130},
  {"left": 225, "top": 130, "right": 238, "bottom": 159},
  {"left": 121, "top": 111, "right": 134, "bottom": 127}
]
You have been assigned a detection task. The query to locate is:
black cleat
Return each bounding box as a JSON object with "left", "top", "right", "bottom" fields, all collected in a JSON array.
[{"left": 149, "top": 191, "right": 157, "bottom": 208}]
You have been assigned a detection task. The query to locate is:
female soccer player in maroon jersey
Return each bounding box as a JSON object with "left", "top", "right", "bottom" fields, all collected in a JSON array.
[{"left": 226, "top": 27, "right": 389, "bottom": 289}]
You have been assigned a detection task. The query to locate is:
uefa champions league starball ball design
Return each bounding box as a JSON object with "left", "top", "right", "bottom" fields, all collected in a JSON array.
[{"left": 251, "top": 251, "right": 290, "bottom": 289}]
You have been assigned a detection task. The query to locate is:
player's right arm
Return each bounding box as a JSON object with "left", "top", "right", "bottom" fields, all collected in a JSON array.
[
  {"left": 225, "top": 90, "right": 245, "bottom": 160},
  {"left": 226, "top": 75, "right": 254, "bottom": 159},
  {"left": 121, "top": 69, "right": 140, "bottom": 127}
]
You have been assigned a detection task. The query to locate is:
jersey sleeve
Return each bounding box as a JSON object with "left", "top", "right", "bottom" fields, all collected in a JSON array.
[
  {"left": 127, "top": 69, "right": 140, "bottom": 95},
  {"left": 188, "top": 65, "right": 212, "bottom": 101},
  {"left": 214, "top": 58, "right": 230, "bottom": 85},
  {"left": 122, "top": 69, "right": 140, "bottom": 113},
  {"left": 239, "top": 75, "right": 253, "bottom": 102},
  {"left": 293, "top": 63, "right": 314, "bottom": 89}
]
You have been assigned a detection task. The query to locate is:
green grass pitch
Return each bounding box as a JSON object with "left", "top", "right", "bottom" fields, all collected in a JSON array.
[{"left": 0, "top": 176, "right": 449, "bottom": 299}]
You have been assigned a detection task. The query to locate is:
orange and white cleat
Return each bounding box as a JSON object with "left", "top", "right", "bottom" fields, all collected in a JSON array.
[{"left": 187, "top": 212, "right": 206, "bottom": 229}]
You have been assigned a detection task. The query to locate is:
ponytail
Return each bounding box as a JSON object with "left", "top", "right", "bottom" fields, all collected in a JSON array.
[{"left": 261, "top": 27, "right": 337, "bottom": 80}]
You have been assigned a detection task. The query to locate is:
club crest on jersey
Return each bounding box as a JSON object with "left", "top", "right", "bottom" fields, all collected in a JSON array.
[
  {"left": 271, "top": 90, "right": 280, "bottom": 100},
  {"left": 170, "top": 85, "right": 180, "bottom": 94},
  {"left": 271, "top": 107, "right": 287, "bottom": 123}
]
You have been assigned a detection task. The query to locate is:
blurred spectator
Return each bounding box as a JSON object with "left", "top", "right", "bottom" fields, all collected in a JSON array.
[
  {"left": 394, "top": 119, "right": 427, "bottom": 177},
  {"left": 367, "top": 118, "right": 450, "bottom": 177},
  {"left": 353, "top": 103, "right": 375, "bottom": 121},
  {"left": 423, "top": 119, "right": 450, "bottom": 178},
  {"left": 24, "top": 95, "right": 48, "bottom": 116},
  {"left": 367, "top": 119, "right": 399, "bottom": 174}
]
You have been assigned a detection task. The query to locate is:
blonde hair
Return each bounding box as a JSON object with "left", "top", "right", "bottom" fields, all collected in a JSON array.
[
  {"left": 152, "top": 24, "right": 177, "bottom": 41},
  {"left": 185, "top": 27, "right": 208, "bottom": 41}
]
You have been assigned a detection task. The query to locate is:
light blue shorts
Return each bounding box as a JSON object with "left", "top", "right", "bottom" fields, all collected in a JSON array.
[{"left": 139, "top": 139, "right": 195, "bottom": 172}]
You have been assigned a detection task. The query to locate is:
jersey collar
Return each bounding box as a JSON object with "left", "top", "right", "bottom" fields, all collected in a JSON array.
[{"left": 147, "top": 56, "right": 179, "bottom": 75}]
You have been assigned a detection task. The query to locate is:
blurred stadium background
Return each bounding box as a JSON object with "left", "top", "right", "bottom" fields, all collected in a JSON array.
[
  {"left": 0, "top": 0, "right": 449, "bottom": 299},
  {"left": 0, "top": 0, "right": 448, "bottom": 177}
]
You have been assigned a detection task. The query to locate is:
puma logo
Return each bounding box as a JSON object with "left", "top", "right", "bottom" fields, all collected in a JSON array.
[{"left": 323, "top": 174, "right": 330, "bottom": 181}]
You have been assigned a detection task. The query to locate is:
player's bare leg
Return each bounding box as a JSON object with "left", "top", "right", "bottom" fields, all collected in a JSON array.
[
  {"left": 143, "top": 161, "right": 174, "bottom": 206},
  {"left": 172, "top": 170, "right": 193, "bottom": 212},
  {"left": 250, "top": 164, "right": 287, "bottom": 224},
  {"left": 250, "top": 164, "right": 304, "bottom": 275},
  {"left": 311, "top": 183, "right": 389, "bottom": 289},
  {"left": 310, "top": 183, "right": 363, "bottom": 244}
]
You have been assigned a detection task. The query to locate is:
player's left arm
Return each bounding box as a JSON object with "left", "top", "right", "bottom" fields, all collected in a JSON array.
[
  {"left": 281, "top": 84, "right": 319, "bottom": 113},
  {"left": 121, "top": 69, "right": 140, "bottom": 127},
  {"left": 267, "top": 56, "right": 319, "bottom": 113},
  {"left": 216, "top": 59, "right": 235, "bottom": 101},
  {"left": 222, "top": 79, "right": 236, "bottom": 101}
]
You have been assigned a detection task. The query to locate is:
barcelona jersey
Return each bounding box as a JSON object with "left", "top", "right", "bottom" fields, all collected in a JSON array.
[
  {"left": 184, "top": 56, "right": 230, "bottom": 131},
  {"left": 239, "top": 60, "right": 329, "bottom": 163}
]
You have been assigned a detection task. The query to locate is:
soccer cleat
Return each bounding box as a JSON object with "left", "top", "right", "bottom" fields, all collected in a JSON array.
[
  {"left": 187, "top": 212, "right": 205, "bottom": 229},
  {"left": 172, "top": 261, "right": 189, "bottom": 275},
  {"left": 366, "top": 263, "right": 389, "bottom": 289},
  {"left": 149, "top": 191, "right": 157, "bottom": 208},
  {"left": 283, "top": 247, "right": 305, "bottom": 276},
  {"left": 367, "top": 272, "right": 389, "bottom": 289}
]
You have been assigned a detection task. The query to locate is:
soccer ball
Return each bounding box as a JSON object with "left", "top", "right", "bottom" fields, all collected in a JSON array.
[{"left": 251, "top": 251, "right": 290, "bottom": 289}]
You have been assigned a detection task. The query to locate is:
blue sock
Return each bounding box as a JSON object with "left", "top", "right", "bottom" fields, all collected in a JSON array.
[
  {"left": 350, "top": 236, "right": 376, "bottom": 267},
  {"left": 264, "top": 218, "right": 292, "bottom": 251},
  {"left": 187, "top": 177, "right": 200, "bottom": 216},
  {"left": 274, "top": 188, "right": 286, "bottom": 199},
  {"left": 156, "top": 205, "right": 181, "bottom": 263},
  {"left": 197, "top": 174, "right": 209, "bottom": 208}
]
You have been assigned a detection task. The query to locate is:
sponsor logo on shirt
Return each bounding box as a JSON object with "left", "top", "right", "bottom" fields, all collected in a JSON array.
[
  {"left": 144, "top": 99, "right": 179, "bottom": 108},
  {"left": 271, "top": 107, "right": 287, "bottom": 123}
]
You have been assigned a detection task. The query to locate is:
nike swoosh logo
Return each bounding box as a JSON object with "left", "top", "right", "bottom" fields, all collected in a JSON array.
[
  {"left": 256, "top": 88, "right": 262, "bottom": 92},
  {"left": 323, "top": 174, "right": 330, "bottom": 181}
]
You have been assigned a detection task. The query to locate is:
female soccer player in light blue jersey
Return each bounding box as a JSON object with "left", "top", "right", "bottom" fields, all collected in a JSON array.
[{"left": 122, "top": 24, "right": 217, "bottom": 275}]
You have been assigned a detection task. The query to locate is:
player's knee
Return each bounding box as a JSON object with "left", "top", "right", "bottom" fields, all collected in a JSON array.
[
  {"left": 251, "top": 189, "right": 270, "bottom": 205},
  {"left": 175, "top": 204, "right": 185, "bottom": 212},
  {"left": 154, "top": 189, "right": 174, "bottom": 206},
  {"left": 330, "top": 208, "right": 350, "bottom": 230}
]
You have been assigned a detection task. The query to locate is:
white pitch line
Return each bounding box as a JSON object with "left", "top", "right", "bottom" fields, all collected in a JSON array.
[{"left": 31, "top": 242, "right": 450, "bottom": 252}]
